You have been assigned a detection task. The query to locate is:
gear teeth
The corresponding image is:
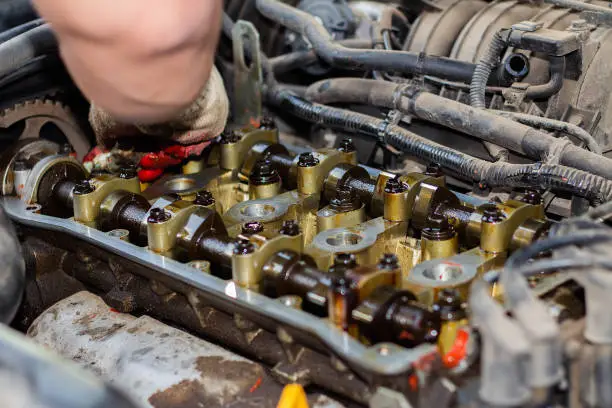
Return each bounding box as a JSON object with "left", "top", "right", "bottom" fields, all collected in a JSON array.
[
  {"left": 0, "top": 97, "right": 90, "bottom": 157},
  {"left": 0, "top": 98, "right": 75, "bottom": 123}
]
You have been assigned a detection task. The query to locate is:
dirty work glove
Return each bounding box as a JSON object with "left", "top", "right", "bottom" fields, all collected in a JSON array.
[{"left": 89, "top": 65, "right": 229, "bottom": 148}]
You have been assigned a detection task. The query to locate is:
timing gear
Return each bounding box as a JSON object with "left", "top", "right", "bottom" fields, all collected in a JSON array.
[{"left": 0, "top": 99, "right": 91, "bottom": 159}]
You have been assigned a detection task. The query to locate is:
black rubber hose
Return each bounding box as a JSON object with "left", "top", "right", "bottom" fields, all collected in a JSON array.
[
  {"left": 470, "top": 31, "right": 507, "bottom": 109},
  {"left": 408, "top": 91, "right": 612, "bottom": 179},
  {"left": 493, "top": 110, "right": 601, "bottom": 154},
  {"left": 267, "top": 88, "right": 612, "bottom": 203},
  {"left": 0, "top": 0, "right": 37, "bottom": 33},
  {"left": 0, "top": 24, "right": 57, "bottom": 78},
  {"left": 0, "top": 206, "right": 25, "bottom": 323},
  {"left": 0, "top": 18, "right": 44, "bottom": 44},
  {"left": 424, "top": 75, "right": 506, "bottom": 94},
  {"left": 269, "top": 39, "right": 373, "bottom": 75},
  {"left": 515, "top": 257, "right": 612, "bottom": 277},
  {"left": 469, "top": 31, "right": 509, "bottom": 160},
  {"left": 506, "top": 230, "right": 612, "bottom": 270},
  {"left": 0, "top": 55, "right": 50, "bottom": 89},
  {"left": 588, "top": 201, "right": 612, "bottom": 221},
  {"left": 304, "top": 78, "right": 612, "bottom": 180},
  {"left": 525, "top": 56, "right": 566, "bottom": 100},
  {"left": 486, "top": 256, "right": 612, "bottom": 283},
  {"left": 255, "top": 0, "right": 481, "bottom": 82},
  {"left": 544, "top": 0, "right": 612, "bottom": 16}
]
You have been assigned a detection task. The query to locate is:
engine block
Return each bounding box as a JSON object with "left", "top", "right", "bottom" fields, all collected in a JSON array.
[
  {"left": 0, "top": 123, "right": 567, "bottom": 406},
  {"left": 4, "top": 0, "right": 612, "bottom": 407}
]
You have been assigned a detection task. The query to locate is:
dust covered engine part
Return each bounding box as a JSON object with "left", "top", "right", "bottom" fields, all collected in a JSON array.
[
  {"left": 3, "top": 0, "right": 612, "bottom": 407},
  {"left": 28, "top": 291, "right": 342, "bottom": 408},
  {"left": 2, "top": 128, "right": 557, "bottom": 407}
]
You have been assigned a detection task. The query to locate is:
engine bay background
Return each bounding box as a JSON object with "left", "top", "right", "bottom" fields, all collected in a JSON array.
[{"left": 0, "top": 0, "right": 612, "bottom": 407}]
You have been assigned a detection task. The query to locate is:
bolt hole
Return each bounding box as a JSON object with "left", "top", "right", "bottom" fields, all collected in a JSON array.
[
  {"left": 187, "top": 260, "right": 211, "bottom": 274},
  {"left": 165, "top": 177, "right": 196, "bottom": 192},
  {"left": 240, "top": 204, "right": 276, "bottom": 218},
  {"left": 423, "top": 264, "right": 463, "bottom": 282},
  {"left": 107, "top": 229, "right": 129, "bottom": 239},
  {"left": 326, "top": 232, "right": 363, "bottom": 247}
]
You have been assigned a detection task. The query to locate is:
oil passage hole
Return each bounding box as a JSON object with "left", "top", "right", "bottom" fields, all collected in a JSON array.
[
  {"left": 187, "top": 260, "right": 211, "bottom": 274},
  {"left": 165, "top": 178, "right": 196, "bottom": 192},
  {"left": 240, "top": 204, "right": 276, "bottom": 217},
  {"left": 424, "top": 264, "right": 463, "bottom": 282},
  {"left": 107, "top": 229, "right": 129, "bottom": 238},
  {"left": 326, "top": 232, "right": 363, "bottom": 247}
]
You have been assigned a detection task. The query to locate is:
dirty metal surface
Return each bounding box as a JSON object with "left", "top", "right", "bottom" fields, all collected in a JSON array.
[
  {"left": 0, "top": 322, "right": 137, "bottom": 408},
  {"left": 4, "top": 197, "right": 435, "bottom": 377},
  {"left": 28, "top": 291, "right": 344, "bottom": 408}
]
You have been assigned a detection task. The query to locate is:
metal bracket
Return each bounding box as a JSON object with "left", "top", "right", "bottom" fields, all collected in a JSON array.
[
  {"left": 508, "top": 21, "right": 581, "bottom": 56},
  {"left": 502, "top": 83, "right": 529, "bottom": 111},
  {"left": 232, "top": 21, "right": 263, "bottom": 127}
]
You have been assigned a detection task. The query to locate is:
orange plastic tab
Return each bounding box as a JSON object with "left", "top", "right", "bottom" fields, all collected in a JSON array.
[
  {"left": 442, "top": 328, "right": 469, "bottom": 368},
  {"left": 277, "top": 384, "right": 309, "bottom": 408}
]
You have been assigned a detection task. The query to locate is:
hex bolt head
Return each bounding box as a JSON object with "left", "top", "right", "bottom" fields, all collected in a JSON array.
[
  {"left": 259, "top": 116, "right": 277, "bottom": 130},
  {"left": 194, "top": 191, "right": 215, "bottom": 206},
  {"left": 329, "top": 253, "right": 358, "bottom": 277},
  {"left": 422, "top": 214, "right": 454, "bottom": 240},
  {"left": 233, "top": 239, "right": 256, "bottom": 255},
  {"left": 242, "top": 221, "right": 264, "bottom": 235},
  {"left": 330, "top": 275, "right": 352, "bottom": 292},
  {"left": 329, "top": 186, "right": 360, "bottom": 212},
  {"left": 338, "top": 138, "right": 356, "bottom": 153},
  {"left": 481, "top": 204, "right": 505, "bottom": 223},
  {"left": 220, "top": 129, "right": 241, "bottom": 144},
  {"left": 432, "top": 288, "right": 466, "bottom": 321},
  {"left": 333, "top": 253, "right": 357, "bottom": 268},
  {"left": 424, "top": 163, "right": 443, "bottom": 178},
  {"left": 280, "top": 220, "right": 300, "bottom": 236},
  {"left": 384, "top": 177, "right": 407, "bottom": 194},
  {"left": 118, "top": 165, "right": 137, "bottom": 179},
  {"left": 73, "top": 180, "right": 95, "bottom": 195},
  {"left": 250, "top": 157, "right": 280, "bottom": 185},
  {"left": 298, "top": 152, "right": 320, "bottom": 168},
  {"left": 521, "top": 189, "right": 543, "bottom": 205},
  {"left": 147, "top": 208, "right": 171, "bottom": 224},
  {"left": 378, "top": 253, "right": 399, "bottom": 270}
]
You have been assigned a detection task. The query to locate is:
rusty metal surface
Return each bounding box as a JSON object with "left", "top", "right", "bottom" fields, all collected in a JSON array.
[
  {"left": 17, "top": 234, "right": 372, "bottom": 405},
  {"left": 0, "top": 322, "right": 138, "bottom": 408},
  {"left": 28, "top": 291, "right": 345, "bottom": 408}
]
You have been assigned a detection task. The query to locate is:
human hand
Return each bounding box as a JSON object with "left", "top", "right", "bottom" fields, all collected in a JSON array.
[{"left": 89, "top": 65, "right": 229, "bottom": 148}]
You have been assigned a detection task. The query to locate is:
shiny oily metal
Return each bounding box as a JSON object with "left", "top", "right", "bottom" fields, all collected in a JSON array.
[{"left": 4, "top": 197, "right": 436, "bottom": 376}]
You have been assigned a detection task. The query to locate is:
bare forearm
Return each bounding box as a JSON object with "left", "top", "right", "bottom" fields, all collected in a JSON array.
[{"left": 33, "top": 0, "right": 223, "bottom": 123}]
